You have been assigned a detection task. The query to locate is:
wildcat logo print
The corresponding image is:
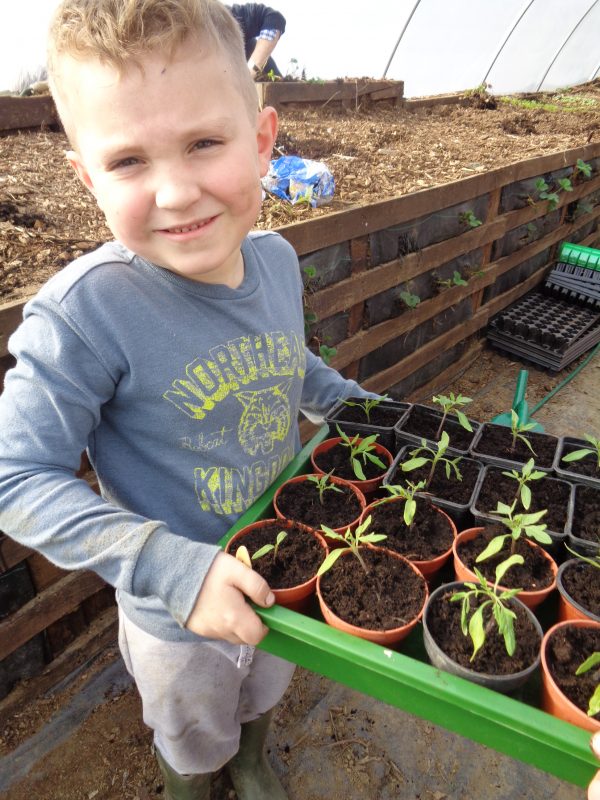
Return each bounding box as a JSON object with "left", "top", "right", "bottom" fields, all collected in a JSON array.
[{"left": 163, "top": 331, "right": 305, "bottom": 516}]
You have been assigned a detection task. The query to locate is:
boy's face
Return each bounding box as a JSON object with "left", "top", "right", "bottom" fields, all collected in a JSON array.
[{"left": 62, "top": 38, "right": 277, "bottom": 287}]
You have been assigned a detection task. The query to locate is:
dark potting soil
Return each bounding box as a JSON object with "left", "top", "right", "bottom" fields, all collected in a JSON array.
[
  {"left": 473, "top": 424, "right": 557, "bottom": 468},
  {"left": 332, "top": 399, "right": 405, "bottom": 428},
  {"left": 389, "top": 456, "right": 481, "bottom": 506},
  {"left": 560, "top": 442, "right": 600, "bottom": 480},
  {"left": 397, "top": 405, "right": 476, "bottom": 451},
  {"left": 318, "top": 547, "right": 427, "bottom": 631},
  {"left": 426, "top": 586, "right": 541, "bottom": 674},
  {"left": 572, "top": 485, "right": 600, "bottom": 544},
  {"left": 545, "top": 625, "right": 600, "bottom": 718},
  {"left": 314, "top": 442, "right": 388, "bottom": 482},
  {"left": 230, "top": 521, "right": 324, "bottom": 590},
  {"left": 561, "top": 561, "right": 600, "bottom": 617},
  {"left": 456, "top": 525, "right": 555, "bottom": 591},
  {"left": 474, "top": 468, "right": 570, "bottom": 533},
  {"left": 275, "top": 478, "right": 362, "bottom": 530},
  {"left": 367, "top": 498, "right": 454, "bottom": 560}
]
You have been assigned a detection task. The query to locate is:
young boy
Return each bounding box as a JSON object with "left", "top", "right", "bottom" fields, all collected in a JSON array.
[{"left": 0, "top": 1, "right": 376, "bottom": 798}]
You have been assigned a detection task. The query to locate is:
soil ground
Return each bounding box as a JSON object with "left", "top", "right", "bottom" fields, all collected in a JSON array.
[{"left": 2, "top": 83, "right": 600, "bottom": 799}]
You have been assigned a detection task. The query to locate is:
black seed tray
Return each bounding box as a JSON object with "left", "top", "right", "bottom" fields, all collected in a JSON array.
[{"left": 487, "top": 291, "right": 600, "bottom": 370}]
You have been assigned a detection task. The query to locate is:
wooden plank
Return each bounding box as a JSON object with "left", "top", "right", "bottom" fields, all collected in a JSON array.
[
  {"left": 0, "top": 535, "right": 32, "bottom": 573},
  {"left": 0, "top": 95, "right": 58, "bottom": 132},
  {"left": 404, "top": 95, "right": 470, "bottom": 109},
  {"left": 260, "top": 80, "right": 404, "bottom": 107},
  {"left": 276, "top": 142, "right": 600, "bottom": 254},
  {"left": 406, "top": 338, "right": 485, "bottom": 402},
  {"left": 0, "top": 605, "right": 117, "bottom": 723},
  {"left": 0, "top": 570, "right": 106, "bottom": 661},
  {"left": 359, "top": 267, "right": 548, "bottom": 395},
  {"left": 0, "top": 298, "right": 26, "bottom": 359},
  {"left": 309, "top": 185, "right": 600, "bottom": 323}
]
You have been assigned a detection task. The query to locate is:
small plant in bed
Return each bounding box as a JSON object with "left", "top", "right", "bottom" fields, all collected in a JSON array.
[
  {"left": 400, "top": 431, "right": 462, "bottom": 490},
  {"left": 230, "top": 520, "right": 324, "bottom": 590},
  {"left": 337, "top": 394, "right": 396, "bottom": 426},
  {"left": 274, "top": 471, "right": 363, "bottom": 531},
  {"left": 562, "top": 434, "right": 600, "bottom": 480},
  {"left": 317, "top": 516, "right": 427, "bottom": 633},
  {"left": 427, "top": 559, "right": 541, "bottom": 678},
  {"left": 431, "top": 393, "right": 473, "bottom": 441},
  {"left": 398, "top": 394, "right": 476, "bottom": 452},
  {"left": 318, "top": 427, "right": 389, "bottom": 482},
  {"left": 366, "top": 480, "right": 455, "bottom": 563},
  {"left": 458, "top": 502, "right": 555, "bottom": 594},
  {"left": 473, "top": 412, "right": 558, "bottom": 469}
]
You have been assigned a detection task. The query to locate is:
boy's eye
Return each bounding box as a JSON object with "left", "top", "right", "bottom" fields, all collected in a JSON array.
[
  {"left": 192, "top": 139, "right": 220, "bottom": 150},
  {"left": 111, "top": 156, "right": 141, "bottom": 170}
]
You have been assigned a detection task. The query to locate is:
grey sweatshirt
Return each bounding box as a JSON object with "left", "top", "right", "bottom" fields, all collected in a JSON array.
[{"left": 0, "top": 232, "right": 371, "bottom": 641}]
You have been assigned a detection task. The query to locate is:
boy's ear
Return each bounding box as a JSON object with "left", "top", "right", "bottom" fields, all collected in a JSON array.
[
  {"left": 256, "top": 105, "right": 278, "bottom": 177},
  {"left": 66, "top": 150, "right": 97, "bottom": 197}
]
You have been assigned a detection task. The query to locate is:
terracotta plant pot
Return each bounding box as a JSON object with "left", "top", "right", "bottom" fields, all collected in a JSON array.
[
  {"left": 272, "top": 473, "right": 366, "bottom": 539},
  {"left": 316, "top": 546, "right": 428, "bottom": 646},
  {"left": 423, "top": 580, "right": 543, "bottom": 694},
  {"left": 556, "top": 559, "right": 600, "bottom": 623},
  {"left": 541, "top": 619, "right": 600, "bottom": 732},
  {"left": 310, "top": 436, "right": 394, "bottom": 498},
  {"left": 225, "top": 518, "right": 328, "bottom": 613},
  {"left": 452, "top": 527, "right": 558, "bottom": 611},
  {"left": 359, "top": 496, "right": 457, "bottom": 583}
]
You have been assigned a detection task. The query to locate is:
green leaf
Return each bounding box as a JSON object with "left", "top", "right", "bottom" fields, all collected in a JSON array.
[
  {"left": 351, "top": 457, "right": 366, "bottom": 481},
  {"left": 527, "top": 526, "right": 553, "bottom": 544},
  {"left": 521, "top": 484, "right": 531, "bottom": 510},
  {"left": 317, "top": 548, "right": 346, "bottom": 576},
  {"left": 563, "top": 447, "right": 593, "bottom": 462},
  {"left": 366, "top": 453, "right": 387, "bottom": 470},
  {"left": 401, "top": 457, "right": 428, "bottom": 472},
  {"left": 252, "top": 543, "right": 274, "bottom": 560},
  {"left": 404, "top": 498, "right": 416, "bottom": 526},
  {"left": 476, "top": 534, "right": 508, "bottom": 562},
  {"left": 455, "top": 410, "right": 473, "bottom": 432},
  {"left": 494, "top": 554, "right": 524, "bottom": 586},
  {"left": 588, "top": 685, "right": 600, "bottom": 717},
  {"left": 576, "top": 652, "right": 600, "bottom": 675},
  {"left": 468, "top": 604, "right": 486, "bottom": 661}
]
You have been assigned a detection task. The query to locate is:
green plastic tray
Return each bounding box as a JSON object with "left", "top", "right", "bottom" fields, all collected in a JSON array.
[
  {"left": 219, "top": 427, "right": 597, "bottom": 788},
  {"left": 559, "top": 241, "right": 600, "bottom": 272}
]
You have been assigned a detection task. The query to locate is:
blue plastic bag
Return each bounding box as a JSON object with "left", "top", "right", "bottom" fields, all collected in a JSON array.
[{"left": 262, "top": 155, "right": 335, "bottom": 207}]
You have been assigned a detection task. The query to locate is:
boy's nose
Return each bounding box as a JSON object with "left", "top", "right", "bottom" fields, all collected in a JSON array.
[{"left": 155, "top": 174, "right": 201, "bottom": 210}]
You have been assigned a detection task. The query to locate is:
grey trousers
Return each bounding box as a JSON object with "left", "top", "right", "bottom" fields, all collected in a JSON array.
[{"left": 118, "top": 607, "right": 296, "bottom": 774}]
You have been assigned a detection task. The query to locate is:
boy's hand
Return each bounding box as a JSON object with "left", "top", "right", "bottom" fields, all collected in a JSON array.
[{"left": 185, "top": 551, "right": 275, "bottom": 645}]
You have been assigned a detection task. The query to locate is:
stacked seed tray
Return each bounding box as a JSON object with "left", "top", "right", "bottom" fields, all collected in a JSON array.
[
  {"left": 545, "top": 242, "right": 600, "bottom": 309},
  {"left": 487, "top": 290, "right": 600, "bottom": 370},
  {"left": 487, "top": 242, "right": 600, "bottom": 369}
]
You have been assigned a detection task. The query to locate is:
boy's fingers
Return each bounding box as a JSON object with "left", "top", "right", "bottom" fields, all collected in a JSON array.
[{"left": 233, "top": 559, "right": 276, "bottom": 608}]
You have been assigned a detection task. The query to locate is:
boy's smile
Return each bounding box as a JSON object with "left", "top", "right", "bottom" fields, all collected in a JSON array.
[{"left": 62, "top": 38, "right": 277, "bottom": 287}]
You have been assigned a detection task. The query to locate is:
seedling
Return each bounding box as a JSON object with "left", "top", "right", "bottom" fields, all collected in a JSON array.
[
  {"left": 574, "top": 158, "right": 593, "bottom": 179},
  {"left": 562, "top": 434, "right": 600, "bottom": 471},
  {"left": 401, "top": 431, "right": 463, "bottom": 490},
  {"left": 575, "top": 652, "right": 600, "bottom": 716},
  {"left": 509, "top": 409, "right": 537, "bottom": 456},
  {"left": 450, "top": 556, "right": 525, "bottom": 661},
  {"left": 437, "top": 270, "right": 468, "bottom": 290},
  {"left": 319, "top": 344, "right": 337, "bottom": 365},
  {"left": 317, "top": 515, "right": 386, "bottom": 576},
  {"left": 399, "top": 290, "right": 421, "bottom": 309},
  {"left": 335, "top": 425, "right": 387, "bottom": 481},
  {"left": 252, "top": 530, "right": 288, "bottom": 562},
  {"left": 306, "top": 470, "right": 344, "bottom": 505},
  {"left": 502, "top": 458, "right": 546, "bottom": 510},
  {"left": 340, "top": 394, "right": 389, "bottom": 423},
  {"left": 431, "top": 392, "right": 473, "bottom": 440},
  {"left": 377, "top": 480, "right": 427, "bottom": 526},
  {"left": 476, "top": 499, "right": 552, "bottom": 562},
  {"left": 534, "top": 178, "right": 560, "bottom": 211},
  {"left": 459, "top": 210, "right": 482, "bottom": 228}
]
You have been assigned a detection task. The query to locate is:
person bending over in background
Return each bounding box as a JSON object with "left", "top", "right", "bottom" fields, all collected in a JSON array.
[{"left": 229, "top": 3, "right": 286, "bottom": 78}]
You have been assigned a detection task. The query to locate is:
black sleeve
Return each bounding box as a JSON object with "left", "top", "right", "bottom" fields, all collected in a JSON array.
[{"left": 229, "top": 4, "right": 286, "bottom": 40}]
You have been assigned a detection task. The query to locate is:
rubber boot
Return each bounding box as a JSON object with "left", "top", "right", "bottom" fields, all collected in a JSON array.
[
  {"left": 155, "top": 747, "right": 212, "bottom": 800},
  {"left": 226, "top": 709, "right": 288, "bottom": 800}
]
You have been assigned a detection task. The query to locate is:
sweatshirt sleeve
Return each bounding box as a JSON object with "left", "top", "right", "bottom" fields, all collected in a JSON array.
[{"left": 0, "top": 300, "right": 218, "bottom": 628}]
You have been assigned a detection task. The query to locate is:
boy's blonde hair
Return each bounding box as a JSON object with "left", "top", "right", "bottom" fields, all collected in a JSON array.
[{"left": 47, "top": 0, "right": 258, "bottom": 138}]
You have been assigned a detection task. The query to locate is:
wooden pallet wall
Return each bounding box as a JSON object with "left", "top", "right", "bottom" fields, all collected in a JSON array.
[{"left": 1, "top": 141, "right": 600, "bottom": 705}]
